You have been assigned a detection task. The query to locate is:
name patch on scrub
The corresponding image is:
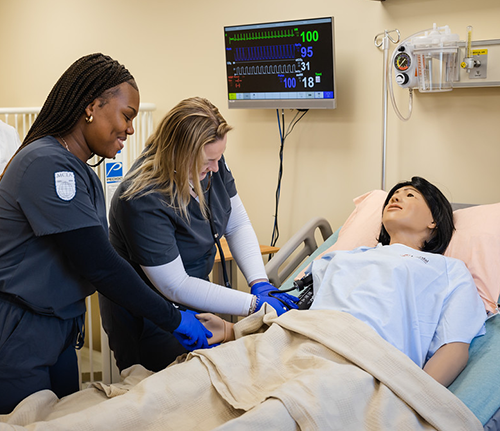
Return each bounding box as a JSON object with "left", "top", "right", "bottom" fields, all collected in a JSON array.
[{"left": 55, "top": 171, "right": 76, "bottom": 201}]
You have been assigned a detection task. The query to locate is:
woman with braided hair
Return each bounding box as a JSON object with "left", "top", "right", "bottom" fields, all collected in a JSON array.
[{"left": 0, "top": 54, "right": 212, "bottom": 413}]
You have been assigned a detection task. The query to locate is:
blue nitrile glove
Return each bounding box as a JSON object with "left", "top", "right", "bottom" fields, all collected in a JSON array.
[
  {"left": 173, "top": 310, "right": 213, "bottom": 351},
  {"left": 251, "top": 281, "right": 299, "bottom": 311},
  {"left": 254, "top": 294, "right": 294, "bottom": 316},
  {"left": 250, "top": 281, "right": 276, "bottom": 295}
]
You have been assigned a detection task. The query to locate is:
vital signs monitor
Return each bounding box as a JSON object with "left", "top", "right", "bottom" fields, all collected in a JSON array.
[{"left": 224, "top": 17, "right": 336, "bottom": 109}]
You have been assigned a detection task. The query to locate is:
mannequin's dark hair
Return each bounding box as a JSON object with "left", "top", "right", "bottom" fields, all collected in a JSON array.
[
  {"left": 378, "top": 176, "right": 454, "bottom": 254},
  {"left": 23, "top": 53, "right": 137, "bottom": 147}
]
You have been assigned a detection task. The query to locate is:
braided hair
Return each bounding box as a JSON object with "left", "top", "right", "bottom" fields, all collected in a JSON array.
[{"left": 23, "top": 53, "right": 137, "bottom": 147}]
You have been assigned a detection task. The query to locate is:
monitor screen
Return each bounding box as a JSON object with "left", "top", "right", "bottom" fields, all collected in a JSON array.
[{"left": 224, "top": 17, "right": 336, "bottom": 110}]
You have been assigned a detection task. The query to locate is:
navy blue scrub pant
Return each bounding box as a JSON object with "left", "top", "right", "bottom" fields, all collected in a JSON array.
[
  {"left": 0, "top": 298, "right": 82, "bottom": 414},
  {"left": 99, "top": 293, "right": 187, "bottom": 373}
]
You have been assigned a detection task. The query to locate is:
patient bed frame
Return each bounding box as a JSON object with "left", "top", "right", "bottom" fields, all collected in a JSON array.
[
  {"left": 265, "top": 216, "right": 339, "bottom": 290},
  {"left": 265, "top": 215, "right": 500, "bottom": 430},
  {"left": 266, "top": 216, "right": 334, "bottom": 288}
]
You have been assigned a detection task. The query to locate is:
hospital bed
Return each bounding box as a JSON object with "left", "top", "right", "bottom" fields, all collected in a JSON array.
[
  {"left": 0, "top": 188, "right": 498, "bottom": 430},
  {"left": 1, "top": 107, "right": 498, "bottom": 430},
  {"left": 265, "top": 191, "right": 500, "bottom": 430}
]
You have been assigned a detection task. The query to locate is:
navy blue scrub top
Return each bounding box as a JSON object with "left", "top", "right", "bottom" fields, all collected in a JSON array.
[
  {"left": 0, "top": 137, "right": 107, "bottom": 319},
  {"left": 109, "top": 156, "right": 237, "bottom": 285}
]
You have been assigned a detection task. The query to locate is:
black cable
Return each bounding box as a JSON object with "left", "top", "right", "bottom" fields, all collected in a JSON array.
[
  {"left": 284, "top": 109, "right": 308, "bottom": 139},
  {"left": 270, "top": 109, "right": 285, "bottom": 248},
  {"left": 269, "top": 109, "right": 309, "bottom": 253},
  {"left": 207, "top": 173, "right": 231, "bottom": 288}
]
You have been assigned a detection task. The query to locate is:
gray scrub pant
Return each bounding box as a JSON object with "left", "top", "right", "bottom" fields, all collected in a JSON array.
[{"left": 0, "top": 297, "right": 82, "bottom": 414}]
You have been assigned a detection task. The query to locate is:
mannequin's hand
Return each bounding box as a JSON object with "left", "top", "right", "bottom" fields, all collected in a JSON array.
[{"left": 196, "top": 313, "right": 235, "bottom": 345}]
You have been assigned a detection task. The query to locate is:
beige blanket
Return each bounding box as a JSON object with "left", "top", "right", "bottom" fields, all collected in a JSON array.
[{"left": 0, "top": 308, "right": 482, "bottom": 430}]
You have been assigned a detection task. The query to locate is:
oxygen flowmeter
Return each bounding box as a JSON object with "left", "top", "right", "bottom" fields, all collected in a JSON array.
[
  {"left": 459, "top": 25, "right": 489, "bottom": 80},
  {"left": 461, "top": 26, "right": 477, "bottom": 71}
]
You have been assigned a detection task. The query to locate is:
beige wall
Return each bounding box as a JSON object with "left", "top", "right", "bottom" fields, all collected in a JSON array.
[{"left": 1, "top": 0, "right": 499, "bottom": 252}]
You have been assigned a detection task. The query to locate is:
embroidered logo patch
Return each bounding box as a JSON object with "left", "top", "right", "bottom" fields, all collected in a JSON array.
[
  {"left": 55, "top": 171, "right": 76, "bottom": 201},
  {"left": 401, "top": 253, "right": 429, "bottom": 264}
]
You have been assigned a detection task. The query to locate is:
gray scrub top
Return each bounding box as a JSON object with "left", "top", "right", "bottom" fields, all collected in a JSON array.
[
  {"left": 0, "top": 137, "right": 107, "bottom": 319},
  {"left": 109, "top": 156, "right": 237, "bottom": 285}
]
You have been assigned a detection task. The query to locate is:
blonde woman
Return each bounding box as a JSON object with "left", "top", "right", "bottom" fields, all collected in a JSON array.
[{"left": 99, "top": 97, "right": 297, "bottom": 372}]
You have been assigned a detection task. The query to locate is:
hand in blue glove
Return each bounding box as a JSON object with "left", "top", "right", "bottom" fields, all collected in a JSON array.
[
  {"left": 250, "top": 281, "right": 276, "bottom": 296},
  {"left": 251, "top": 281, "right": 299, "bottom": 311},
  {"left": 173, "top": 310, "right": 213, "bottom": 351},
  {"left": 255, "top": 294, "right": 294, "bottom": 316}
]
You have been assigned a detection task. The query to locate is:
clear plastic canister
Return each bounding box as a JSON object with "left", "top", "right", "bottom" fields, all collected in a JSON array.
[
  {"left": 411, "top": 24, "right": 460, "bottom": 92},
  {"left": 413, "top": 46, "right": 459, "bottom": 92}
]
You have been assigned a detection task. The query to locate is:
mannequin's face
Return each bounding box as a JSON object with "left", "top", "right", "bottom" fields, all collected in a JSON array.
[{"left": 382, "top": 186, "right": 435, "bottom": 243}]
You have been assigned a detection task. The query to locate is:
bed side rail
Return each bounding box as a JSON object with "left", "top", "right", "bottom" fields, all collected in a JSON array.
[{"left": 265, "top": 217, "right": 333, "bottom": 287}]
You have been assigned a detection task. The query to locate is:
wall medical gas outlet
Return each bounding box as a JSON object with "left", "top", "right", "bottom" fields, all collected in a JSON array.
[{"left": 454, "top": 39, "right": 500, "bottom": 88}]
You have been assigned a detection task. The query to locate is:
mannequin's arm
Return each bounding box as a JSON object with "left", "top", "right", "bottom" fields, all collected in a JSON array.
[{"left": 423, "top": 342, "right": 469, "bottom": 387}]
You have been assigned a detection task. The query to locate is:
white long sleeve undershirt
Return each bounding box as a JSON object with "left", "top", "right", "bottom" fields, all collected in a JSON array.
[
  {"left": 224, "top": 194, "right": 268, "bottom": 283},
  {"left": 142, "top": 255, "right": 252, "bottom": 315},
  {"left": 141, "top": 194, "right": 267, "bottom": 316}
]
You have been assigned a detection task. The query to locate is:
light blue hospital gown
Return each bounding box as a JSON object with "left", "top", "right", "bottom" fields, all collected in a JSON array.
[{"left": 309, "top": 243, "right": 486, "bottom": 367}]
